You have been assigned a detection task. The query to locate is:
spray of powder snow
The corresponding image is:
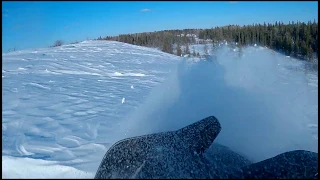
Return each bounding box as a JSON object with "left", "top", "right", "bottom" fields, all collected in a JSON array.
[{"left": 119, "top": 46, "right": 318, "bottom": 163}]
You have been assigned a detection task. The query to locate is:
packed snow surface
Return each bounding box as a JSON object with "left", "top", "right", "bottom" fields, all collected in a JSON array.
[{"left": 2, "top": 41, "right": 318, "bottom": 178}]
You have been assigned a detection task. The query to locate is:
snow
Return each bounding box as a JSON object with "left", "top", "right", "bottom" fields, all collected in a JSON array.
[
  {"left": 2, "top": 156, "right": 94, "bottom": 178},
  {"left": 2, "top": 40, "right": 318, "bottom": 178},
  {"left": 119, "top": 44, "right": 318, "bottom": 162},
  {"left": 2, "top": 40, "right": 181, "bottom": 178}
]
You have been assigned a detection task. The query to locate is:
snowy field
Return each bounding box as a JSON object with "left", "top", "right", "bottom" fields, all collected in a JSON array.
[{"left": 2, "top": 40, "right": 318, "bottom": 178}]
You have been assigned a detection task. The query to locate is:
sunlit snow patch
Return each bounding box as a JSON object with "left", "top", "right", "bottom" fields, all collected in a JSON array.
[{"left": 2, "top": 156, "right": 94, "bottom": 179}]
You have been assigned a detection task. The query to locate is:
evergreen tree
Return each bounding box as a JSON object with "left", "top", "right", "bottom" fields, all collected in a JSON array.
[
  {"left": 293, "top": 42, "right": 299, "bottom": 57},
  {"left": 185, "top": 43, "right": 190, "bottom": 54},
  {"left": 192, "top": 46, "right": 196, "bottom": 57},
  {"left": 176, "top": 44, "right": 182, "bottom": 56},
  {"left": 99, "top": 20, "right": 318, "bottom": 61},
  {"left": 307, "top": 46, "right": 314, "bottom": 60},
  {"left": 162, "top": 38, "right": 173, "bottom": 54}
]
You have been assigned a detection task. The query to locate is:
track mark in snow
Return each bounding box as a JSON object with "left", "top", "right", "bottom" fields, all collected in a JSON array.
[
  {"left": 112, "top": 72, "right": 146, "bottom": 77},
  {"left": 128, "top": 73, "right": 145, "bottom": 77},
  {"left": 87, "top": 110, "right": 97, "bottom": 114},
  {"left": 312, "top": 135, "right": 318, "bottom": 140},
  {"left": 58, "top": 136, "right": 81, "bottom": 148},
  {"left": 25, "top": 147, "right": 54, "bottom": 154},
  {"left": 11, "top": 88, "right": 18, "bottom": 93},
  {"left": 16, "top": 144, "right": 34, "bottom": 156},
  {"left": 113, "top": 72, "right": 123, "bottom": 76},
  {"left": 74, "top": 111, "right": 88, "bottom": 116},
  {"left": 54, "top": 70, "right": 101, "bottom": 76},
  {"left": 307, "top": 124, "right": 318, "bottom": 129},
  {"left": 3, "top": 124, "right": 7, "bottom": 131},
  {"left": 27, "top": 83, "right": 51, "bottom": 90},
  {"left": 3, "top": 110, "right": 17, "bottom": 116}
]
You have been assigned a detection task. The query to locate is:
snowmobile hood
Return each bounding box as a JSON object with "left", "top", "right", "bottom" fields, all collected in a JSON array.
[{"left": 95, "top": 116, "right": 221, "bottom": 178}]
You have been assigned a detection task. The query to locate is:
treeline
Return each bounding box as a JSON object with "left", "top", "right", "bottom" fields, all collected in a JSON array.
[
  {"left": 97, "top": 20, "right": 318, "bottom": 61},
  {"left": 199, "top": 20, "right": 318, "bottom": 60},
  {"left": 97, "top": 29, "right": 202, "bottom": 54}
]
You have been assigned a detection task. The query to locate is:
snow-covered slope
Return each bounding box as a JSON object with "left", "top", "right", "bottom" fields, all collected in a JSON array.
[
  {"left": 2, "top": 40, "right": 181, "bottom": 178},
  {"left": 2, "top": 41, "right": 318, "bottom": 178}
]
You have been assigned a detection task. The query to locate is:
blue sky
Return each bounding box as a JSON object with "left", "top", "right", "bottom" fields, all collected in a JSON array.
[{"left": 2, "top": 1, "right": 318, "bottom": 51}]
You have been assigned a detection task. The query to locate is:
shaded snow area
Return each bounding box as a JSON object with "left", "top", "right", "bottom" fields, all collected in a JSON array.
[{"left": 2, "top": 41, "right": 318, "bottom": 178}]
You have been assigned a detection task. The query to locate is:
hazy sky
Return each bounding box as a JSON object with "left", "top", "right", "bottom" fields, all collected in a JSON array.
[{"left": 2, "top": 1, "right": 318, "bottom": 51}]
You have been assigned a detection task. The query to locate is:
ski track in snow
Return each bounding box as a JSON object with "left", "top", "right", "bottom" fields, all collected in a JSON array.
[{"left": 2, "top": 40, "right": 318, "bottom": 178}]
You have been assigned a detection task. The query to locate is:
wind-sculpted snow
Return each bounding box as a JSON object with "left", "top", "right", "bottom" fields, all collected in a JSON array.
[
  {"left": 2, "top": 41, "right": 318, "bottom": 178},
  {"left": 2, "top": 40, "right": 181, "bottom": 178}
]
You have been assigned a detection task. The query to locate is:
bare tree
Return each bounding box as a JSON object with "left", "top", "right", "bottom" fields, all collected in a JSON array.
[
  {"left": 71, "top": 41, "right": 79, "bottom": 44},
  {"left": 204, "top": 43, "right": 209, "bottom": 55},
  {"left": 53, "top": 40, "right": 63, "bottom": 47}
]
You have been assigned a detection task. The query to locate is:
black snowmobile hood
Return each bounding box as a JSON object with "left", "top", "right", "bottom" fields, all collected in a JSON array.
[{"left": 95, "top": 116, "right": 221, "bottom": 178}]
